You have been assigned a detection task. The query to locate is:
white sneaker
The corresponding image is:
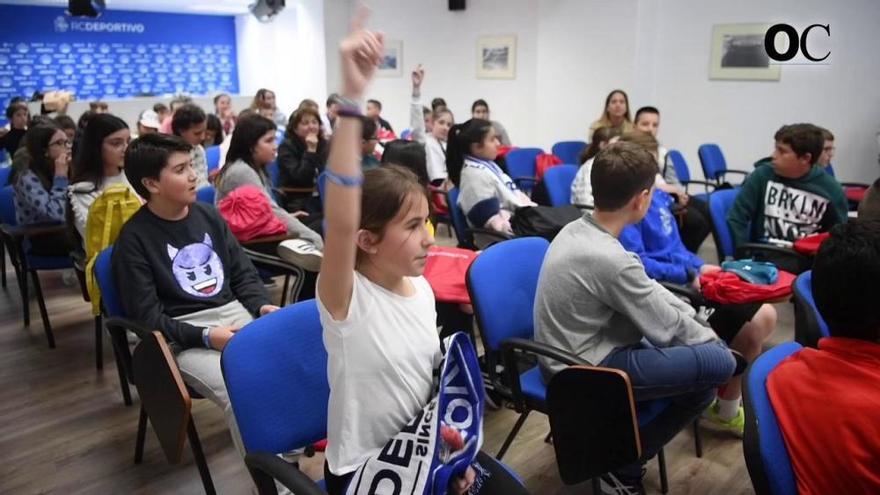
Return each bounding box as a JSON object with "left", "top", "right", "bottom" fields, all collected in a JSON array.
[
  {"left": 61, "top": 269, "right": 78, "bottom": 287},
  {"left": 277, "top": 239, "right": 323, "bottom": 272}
]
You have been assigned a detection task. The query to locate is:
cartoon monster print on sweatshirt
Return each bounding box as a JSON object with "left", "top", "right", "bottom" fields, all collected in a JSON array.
[{"left": 167, "top": 233, "right": 225, "bottom": 298}]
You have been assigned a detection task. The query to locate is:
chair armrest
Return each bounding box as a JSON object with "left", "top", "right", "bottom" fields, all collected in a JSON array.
[
  {"left": 682, "top": 180, "right": 717, "bottom": 196},
  {"left": 1, "top": 222, "right": 66, "bottom": 239},
  {"left": 245, "top": 452, "right": 325, "bottom": 495},
  {"left": 240, "top": 234, "right": 294, "bottom": 246},
  {"left": 513, "top": 177, "right": 537, "bottom": 189},
  {"left": 723, "top": 170, "right": 749, "bottom": 177},
  {"left": 660, "top": 282, "right": 706, "bottom": 308},
  {"left": 104, "top": 316, "right": 154, "bottom": 341},
  {"left": 840, "top": 182, "right": 869, "bottom": 189},
  {"left": 572, "top": 203, "right": 594, "bottom": 211},
  {"left": 501, "top": 338, "right": 589, "bottom": 410}
]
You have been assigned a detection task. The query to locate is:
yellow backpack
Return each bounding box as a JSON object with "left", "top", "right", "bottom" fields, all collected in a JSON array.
[{"left": 84, "top": 184, "right": 142, "bottom": 314}]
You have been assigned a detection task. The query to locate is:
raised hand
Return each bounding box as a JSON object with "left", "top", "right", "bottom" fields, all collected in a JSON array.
[
  {"left": 339, "top": 6, "right": 384, "bottom": 100},
  {"left": 411, "top": 64, "right": 424, "bottom": 90}
]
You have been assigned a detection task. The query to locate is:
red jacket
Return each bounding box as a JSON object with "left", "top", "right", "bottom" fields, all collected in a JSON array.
[{"left": 767, "top": 337, "right": 880, "bottom": 495}]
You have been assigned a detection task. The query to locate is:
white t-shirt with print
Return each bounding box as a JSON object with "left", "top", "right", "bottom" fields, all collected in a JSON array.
[{"left": 317, "top": 271, "right": 440, "bottom": 475}]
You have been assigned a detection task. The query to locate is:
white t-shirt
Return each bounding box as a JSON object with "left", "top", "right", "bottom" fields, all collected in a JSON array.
[
  {"left": 317, "top": 271, "right": 440, "bottom": 475},
  {"left": 571, "top": 157, "right": 595, "bottom": 207}
]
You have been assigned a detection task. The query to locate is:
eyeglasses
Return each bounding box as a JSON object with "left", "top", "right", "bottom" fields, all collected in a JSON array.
[{"left": 49, "top": 139, "right": 73, "bottom": 149}]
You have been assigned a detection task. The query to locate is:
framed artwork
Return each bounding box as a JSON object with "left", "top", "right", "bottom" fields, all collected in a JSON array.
[
  {"left": 377, "top": 39, "right": 403, "bottom": 77},
  {"left": 709, "top": 24, "right": 781, "bottom": 81},
  {"left": 476, "top": 35, "right": 516, "bottom": 79}
]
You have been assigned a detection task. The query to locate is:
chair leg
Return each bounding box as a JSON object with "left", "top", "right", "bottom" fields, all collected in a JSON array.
[
  {"left": 693, "top": 419, "right": 703, "bottom": 458},
  {"left": 19, "top": 262, "right": 29, "bottom": 327},
  {"left": 187, "top": 418, "right": 217, "bottom": 495},
  {"left": 280, "top": 274, "right": 291, "bottom": 307},
  {"left": 1, "top": 242, "right": 6, "bottom": 289},
  {"left": 657, "top": 447, "right": 669, "bottom": 494},
  {"left": 109, "top": 327, "right": 133, "bottom": 406},
  {"left": 496, "top": 410, "right": 530, "bottom": 461},
  {"left": 95, "top": 315, "right": 103, "bottom": 370},
  {"left": 134, "top": 406, "right": 148, "bottom": 463},
  {"left": 30, "top": 271, "right": 54, "bottom": 348}
]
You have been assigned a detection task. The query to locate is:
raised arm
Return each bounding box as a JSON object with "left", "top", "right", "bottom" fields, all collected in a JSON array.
[
  {"left": 409, "top": 64, "right": 426, "bottom": 143},
  {"left": 318, "top": 11, "right": 384, "bottom": 320}
]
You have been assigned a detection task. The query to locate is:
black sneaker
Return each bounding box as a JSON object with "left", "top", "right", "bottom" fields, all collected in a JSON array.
[{"left": 598, "top": 471, "right": 645, "bottom": 495}]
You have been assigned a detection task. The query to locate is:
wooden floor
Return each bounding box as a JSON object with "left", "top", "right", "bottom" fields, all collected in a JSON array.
[{"left": 0, "top": 233, "right": 791, "bottom": 494}]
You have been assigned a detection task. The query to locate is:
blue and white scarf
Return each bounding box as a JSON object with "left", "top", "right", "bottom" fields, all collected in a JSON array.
[{"left": 464, "top": 155, "right": 518, "bottom": 192}]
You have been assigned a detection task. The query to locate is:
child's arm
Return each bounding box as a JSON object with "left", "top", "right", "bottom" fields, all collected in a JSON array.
[
  {"left": 619, "top": 225, "right": 691, "bottom": 285},
  {"left": 14, "top": 169, "right": 69, "bottom": 224},
  {"left": 409, "top": 65, "right": 426, "bottom": 143},
  {"left": 318, "top": 12, "right": 384, "bottom": 321}
]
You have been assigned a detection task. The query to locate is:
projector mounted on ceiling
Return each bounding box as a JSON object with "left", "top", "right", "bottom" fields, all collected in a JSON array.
[
  {"left": 68, "top": 0, "right": 106, "bottom": 18},
  {"left": 249, "top": 0, "right": 285, "bottom": 22}
]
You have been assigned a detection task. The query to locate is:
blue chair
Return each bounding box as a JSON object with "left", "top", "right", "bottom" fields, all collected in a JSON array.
[
  {"left": 196, "top": 185, "right": 215, "bottom": 205},
  {"left": 266, "top": 160, "right": 281, "bottom": 188},
  {"left": 542, "top": 164, "right": 578, "bottom": 207},
  {"left": 222, "top": 300, "right": 329, "bottom": 494},
  {"left": 399, "top": 128, "right": 412, "bottom": 140},
  {"left": 791, "top": 270, "right": 829, "bottom": 348},
  {"left": 0, "top": 166, "right": 11, "bottom": 187},
  {"left": 205, "top": 145, "right": 221, "bottom": 173},
  {"left": 743, "top": 342, "right": 802, "bottom": 495},
  {"left": 698, "top": 143, "right": 749, "bottom": 185},
  {"left": 551, "top": 141, "right": 587, "bottom": 165},
  {"left": 707, "top": 188, "right": 810, "bottom": 272},
  {"left": 0, "top": 185, "right": 72, "bottom": 348},
  {"left": 467, "top": 237, "right": 681, "bottom": 492},
  {"left": 505, "top": 147, "right": 543, "bottom": 193},
  {"left": 445, "top": 187, "right": 510, "bottom": 250},
  {"left": 665, "top": 149, "right": 716, "bottom": 201},
  {"left": 94, "top": 247, "right": 216, "bottom": 492}
]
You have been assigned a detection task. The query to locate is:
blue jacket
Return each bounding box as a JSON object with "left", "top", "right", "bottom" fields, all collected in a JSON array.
[{"left": 620, "top": 189, "right": 704, "bottom": 284}]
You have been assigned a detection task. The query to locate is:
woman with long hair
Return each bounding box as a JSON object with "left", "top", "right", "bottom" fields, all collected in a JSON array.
[{"left": 589, "top": 89, "right": 633, "bottom": 139}]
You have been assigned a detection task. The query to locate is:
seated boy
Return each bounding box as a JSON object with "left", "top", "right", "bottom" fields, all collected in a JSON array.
[
  {"left": 767, "top": 220, "right": 880, "bottom": 494},
  {"left": 534, "top": 141, "right": 737, "bottom": 493},
  {"left": 858, "top": 178, "right": 880, "bottom": 221},
  {"left": 620, "top": 186, "right": 776, "bottom": 435},
  {"left": 112, "top": 133, "right": 279, "bottom": 458},
  {"left": 727, "top": 123, "right": 847, "bottom": 248}
]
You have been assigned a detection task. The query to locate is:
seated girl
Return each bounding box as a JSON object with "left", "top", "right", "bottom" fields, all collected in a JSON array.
[
  {"left": 570, "top": 126, "right": 621, "bottom": 207},
  {"left": 68, "top": 114, "right": 137, "bottom": 241},
  {"left": 447, "top": 119, "right": 534, "bottom": 235}
]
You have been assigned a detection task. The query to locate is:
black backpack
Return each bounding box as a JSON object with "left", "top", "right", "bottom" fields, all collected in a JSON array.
[{"left": 511, "top": 205, "right": 583, "bottom": 240}]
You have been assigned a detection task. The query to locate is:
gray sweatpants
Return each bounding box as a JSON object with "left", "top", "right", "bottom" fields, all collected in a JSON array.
[{"left": 174, "top": 300, "right": 254, "bottom": 459}]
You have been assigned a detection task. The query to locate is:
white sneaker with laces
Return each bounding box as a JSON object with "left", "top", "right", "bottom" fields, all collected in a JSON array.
[{"left": 277, "top": 239, "right": 323, "bottom": 273}]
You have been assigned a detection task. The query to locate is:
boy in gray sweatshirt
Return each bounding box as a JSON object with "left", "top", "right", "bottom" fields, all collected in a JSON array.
[{"left": 534, "top": 141, "right": 736, "bottom": 493}]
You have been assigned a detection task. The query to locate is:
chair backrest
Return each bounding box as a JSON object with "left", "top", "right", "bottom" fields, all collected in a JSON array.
[
  {"left": 708, "top": 188, "right": 739, "bottom": 261},
  {"left": 791, "top": 270, "right": 829, "bottom": 348},
  {"left": 0, "top": 166, "right": 11, "bottom": 187},
  {"left": 196, "top": 185, "right": 216, "bottom": 205},
  {"left": 94, "top": 246, "right": 125, "bottom": 317},
  {"left": 466, "top": 237, "right": 550, "bottom": 351},
  {"left": 0, "top": 185, "right": 17, "bottom": 226},
  {"left": 665, "top": 149, "right": 692, "bottom": 183},
  {"left": 205, "top": 145, "right": 221, "bottom": 173},
  {"left": 548, "top": 365, "right": 641, "bottom": 485},
  {"left": 743, "top": 341, "right": 801, "bottom": 495},
  {"left": 543, "top": 164, "right": 579, "bottom": 207},
  {"left": 132, "top": 330, "right": 193, "bottom": 464},
  {"left": 266, "top": 160, "right": 280, "bottom": 187},
  {"left": 505, "top": 147, "right": 543, "bottom": 180},
  {"left": 551, "top": 141, "right": 587, "bottom": 166},
  {"left": 698, "top": 143, "right": 727, "bottom": 182},
  {"left": 222, "top": 299, "right": 329, "bottom": 454},
  {"left": 446, "top": 187, "right": 470, "bottom": 248}
]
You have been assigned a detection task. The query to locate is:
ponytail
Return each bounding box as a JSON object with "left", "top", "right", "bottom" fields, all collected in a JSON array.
[{"left": 445, "top": 118, "right": 493, "bottom": 187}]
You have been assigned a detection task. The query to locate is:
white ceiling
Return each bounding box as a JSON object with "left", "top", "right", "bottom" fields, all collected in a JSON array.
[{"left": 0, "top": 0, "right": 254, "bottom": 15}]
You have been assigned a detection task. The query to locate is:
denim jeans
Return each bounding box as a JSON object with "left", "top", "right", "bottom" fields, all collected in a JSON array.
[{"left": 599, "top": 339, "right": 736, "bottom": 474}]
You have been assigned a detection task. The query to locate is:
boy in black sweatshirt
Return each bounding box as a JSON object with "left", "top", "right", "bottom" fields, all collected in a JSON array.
[{"left": 112, "top": 133, "right": 278, "bottom": 458}]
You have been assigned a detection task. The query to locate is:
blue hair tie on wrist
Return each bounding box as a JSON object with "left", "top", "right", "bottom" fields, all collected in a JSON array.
[{"left": 324, "top": 169, "right": 364, "bottom": 187}]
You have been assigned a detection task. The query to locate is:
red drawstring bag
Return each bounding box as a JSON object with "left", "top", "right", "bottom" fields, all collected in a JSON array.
[
  {"left": 844, "top": 186, "right": 867, "bottom": 203},
  {"left": 535, "top": 153, "right": 564, "bottom": 181},
  {"left": 793, "top": 232, "right": 831, "bottom": 256},
  {"left": 423, "top": 246, "right": 478, "bottom": 304},
  {"left": 496, "top": 145, "right": 516, "bottom": 159},
  {"left": 700, "top": 269, "right": 796, "bottom": 304},
  {"left": 218, "top": 185, "right": 287, "bottom": 242}
]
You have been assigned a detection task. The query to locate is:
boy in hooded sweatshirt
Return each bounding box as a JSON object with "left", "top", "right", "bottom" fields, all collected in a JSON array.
[{"left": 727, "top": 123, "right": 847, "bottom": 248}]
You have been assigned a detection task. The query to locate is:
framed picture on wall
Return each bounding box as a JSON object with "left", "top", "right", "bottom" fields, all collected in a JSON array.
[
  {"left": 709, "top": 24, "right": 780, "bottom": 81},
  {"left": 377, "top": 40, "right": 403, "bottom": 77},
  {"left": 476, "top": 35, "right": 517, "bottom": 79}
]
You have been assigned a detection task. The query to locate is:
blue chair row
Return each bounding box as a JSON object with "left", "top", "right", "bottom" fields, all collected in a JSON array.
[
  {"left": 698, "top": 143, "right": 749, "bottom": 186},
  {"left": 551, "top": 140, "right": 587, "bottom": 166},
  {"left": 205, "top": 145, "right": 221, "bottom": 173}
]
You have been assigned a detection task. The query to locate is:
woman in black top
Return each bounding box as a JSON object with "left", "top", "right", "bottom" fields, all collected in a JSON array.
[{"left": 277, "top": 106, "right": 328, "bottom": 214}]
